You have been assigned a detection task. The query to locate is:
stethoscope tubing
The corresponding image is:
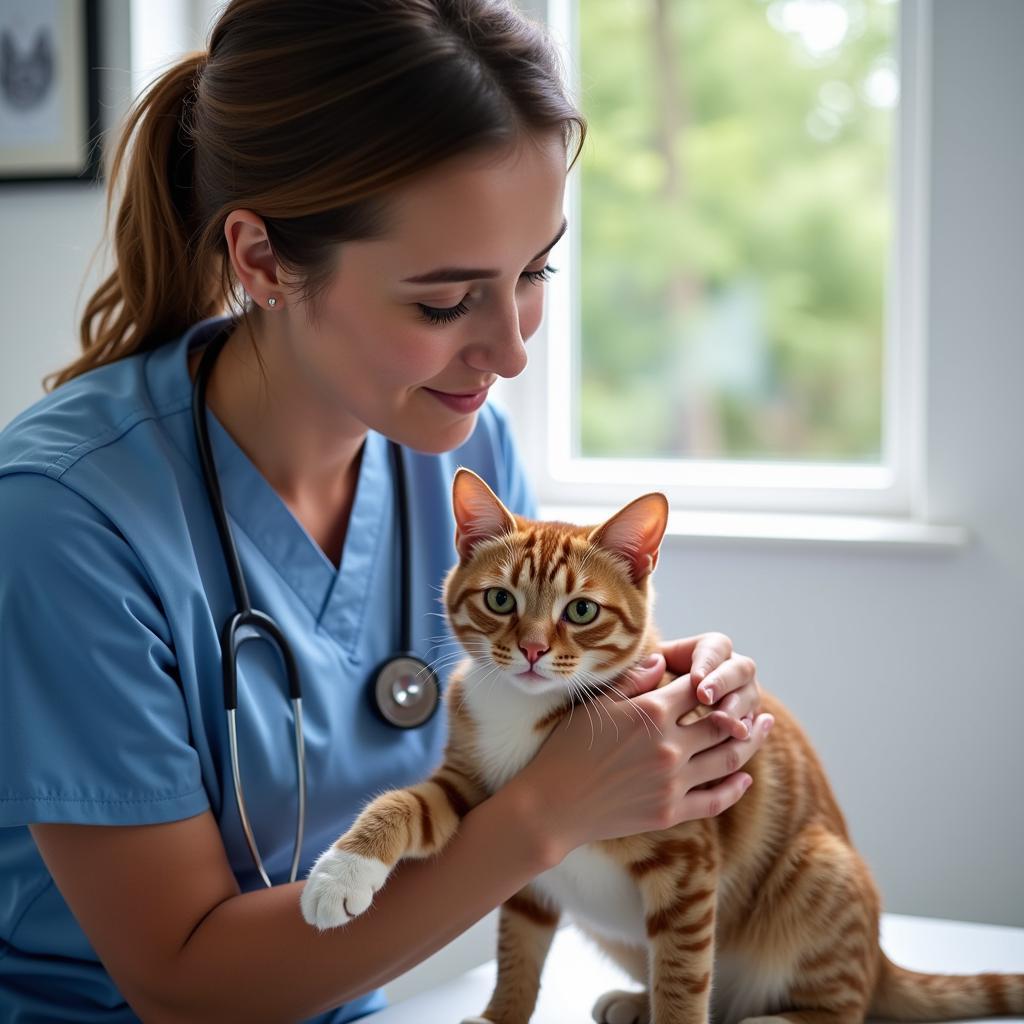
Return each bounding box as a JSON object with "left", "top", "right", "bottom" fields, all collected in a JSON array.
[
  {"left": 190, "top": 324, "right": 438, "bottom": 888},
  {"left": 192, "top": 328, "right": 306, "bottom": 886}
]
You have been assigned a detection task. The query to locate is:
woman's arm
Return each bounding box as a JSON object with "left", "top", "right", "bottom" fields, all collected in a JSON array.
[{"left": 30, "top": 781, "right": 557, "bottom": 1024}]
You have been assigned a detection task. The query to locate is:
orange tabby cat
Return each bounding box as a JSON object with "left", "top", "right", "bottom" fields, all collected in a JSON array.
[{"left": 301, "top": 468, "right": 1024, "bottom": 1024}]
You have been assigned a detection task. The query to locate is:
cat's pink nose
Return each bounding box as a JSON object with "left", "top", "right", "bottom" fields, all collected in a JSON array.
[{"left": 519, "top": 642, "right": 550, "bottom": 665}]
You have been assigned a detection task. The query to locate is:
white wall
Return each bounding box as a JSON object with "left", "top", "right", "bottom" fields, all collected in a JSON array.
[
  {"left": 0, "top": 1, "right": 127, "bottom": 417},
  {"left": 0, "top": 0, "right": 1020, "bottom": 1007},
  {"left": 642, "top": 0, "right": 1024, "bottom": 930}
]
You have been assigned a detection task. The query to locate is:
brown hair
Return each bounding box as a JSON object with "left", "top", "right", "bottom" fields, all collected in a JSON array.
[{"left": 47, "top": 0, "right": 586, "bottom": 390}]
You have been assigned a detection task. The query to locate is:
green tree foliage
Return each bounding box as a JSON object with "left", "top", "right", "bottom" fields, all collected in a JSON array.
[{"left": 577, "top": 0, "right": 896, "bottom": 462}]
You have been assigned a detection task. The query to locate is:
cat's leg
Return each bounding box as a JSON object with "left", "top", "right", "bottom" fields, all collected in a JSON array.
[
  {"left": 301, "top": 762, "right": 486, "bottom": 930},
  {"left": 736, "top": 825, "right": 876, "bottom": 1024},
  {"left": 637, "top": 829, "right": 719, "bottom": 1024},
  {"left": 581, "top": 931, "right": 650, "bottom": 1024},
  {"left": 462, "top": 886, "right": 561, "bottom": 1024}
]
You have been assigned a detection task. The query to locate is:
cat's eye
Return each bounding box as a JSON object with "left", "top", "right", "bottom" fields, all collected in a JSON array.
[
  {"left": 484, "top": 588, "right": 516, "bottom": 615},
  {"left": 564, "top": 599, "right": 599, "bottom": 625}
]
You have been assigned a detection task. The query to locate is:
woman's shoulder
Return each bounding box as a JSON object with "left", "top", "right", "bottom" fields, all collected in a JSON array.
[
  {"left": 0, "top": 329, "right": 202, "bottom": 541},
  {"left": 0, "top": 348, "right": 167, "bottom": 482}
]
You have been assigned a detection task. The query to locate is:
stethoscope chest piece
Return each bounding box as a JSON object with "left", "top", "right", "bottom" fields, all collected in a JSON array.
[{"left": 373, "top": 654, "right": 440, "bottom": 728}]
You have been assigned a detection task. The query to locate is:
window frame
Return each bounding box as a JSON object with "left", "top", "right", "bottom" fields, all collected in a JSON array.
[{"left": 495, "top": 0, "right": 931, "bottom": 519}]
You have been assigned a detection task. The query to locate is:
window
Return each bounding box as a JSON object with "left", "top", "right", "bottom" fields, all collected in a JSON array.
[{"left": 503, "top": 0, "right": 929, "bottom": 518}]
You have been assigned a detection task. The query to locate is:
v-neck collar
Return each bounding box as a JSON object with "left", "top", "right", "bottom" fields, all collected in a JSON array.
[{"left": 150, "top": 316, "right": 393, "bottom": 659}]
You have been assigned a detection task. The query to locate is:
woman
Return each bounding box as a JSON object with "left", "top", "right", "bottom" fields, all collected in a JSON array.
[{"left": 0, "top": 1, "right": 770, "bottom": 1020}]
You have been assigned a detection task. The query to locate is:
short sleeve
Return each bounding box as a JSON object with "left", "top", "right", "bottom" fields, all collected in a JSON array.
[
  {"left": 490, "top": 404, "right": 538, "bottom": 519},
  {"left": 0, "top": 473, "right": 209, "bottom": 826}
]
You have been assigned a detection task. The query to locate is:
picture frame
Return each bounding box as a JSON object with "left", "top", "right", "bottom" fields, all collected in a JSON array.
[{"left": 0, "top": 0, "right": 102, "bottom": 185}]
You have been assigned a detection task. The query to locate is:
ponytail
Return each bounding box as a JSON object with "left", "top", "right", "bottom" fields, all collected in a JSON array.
[{"left": 46, "top": 52, "right": 224, "bottom": 391}]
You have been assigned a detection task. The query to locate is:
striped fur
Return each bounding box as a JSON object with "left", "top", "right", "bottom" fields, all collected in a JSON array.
[{"left": 302, "top": 472, "right": 1024, "bottom": 1023}]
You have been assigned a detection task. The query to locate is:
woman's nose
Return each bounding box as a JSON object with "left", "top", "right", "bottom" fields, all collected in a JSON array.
[{"left": 465, "top": 303, "right": 529, "bottom": 380}]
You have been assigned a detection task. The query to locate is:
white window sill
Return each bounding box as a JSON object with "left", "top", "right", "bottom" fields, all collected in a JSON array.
[{"left": 538, "top": 505, "right": 969, "bottom": 551}]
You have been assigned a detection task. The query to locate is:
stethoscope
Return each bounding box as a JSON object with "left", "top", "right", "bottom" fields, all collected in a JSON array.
[{"left": 191, "top": 324, "right": 440, "bottom": 887}]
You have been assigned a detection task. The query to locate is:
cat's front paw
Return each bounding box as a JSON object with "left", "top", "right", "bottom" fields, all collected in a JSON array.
[
  {"left": 592, "top": 988, "right": 650, "bottom": 1024},
  {"left": 300, "top": 846, "right": 390, "bottom": 931}
]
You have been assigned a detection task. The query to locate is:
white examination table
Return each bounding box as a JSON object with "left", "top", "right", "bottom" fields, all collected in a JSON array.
[{"left": 368, "top": 913, "right": 1024, "bottom": 1023}]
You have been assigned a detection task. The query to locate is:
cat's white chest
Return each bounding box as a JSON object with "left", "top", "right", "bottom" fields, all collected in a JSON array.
[
  {"left": 460, "top": 667, "right": 645, "bottom": 943},
  {"left": 460, "top": 664, "right": 564, "bottom": 792},
  {"left": 532, "top": 844, "right": 646, "bottom": 945}
]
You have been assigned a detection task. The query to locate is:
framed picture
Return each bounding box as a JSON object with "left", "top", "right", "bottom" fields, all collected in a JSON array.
[{"left": 0, "top": 0, "right": 102, "bottom": 184}]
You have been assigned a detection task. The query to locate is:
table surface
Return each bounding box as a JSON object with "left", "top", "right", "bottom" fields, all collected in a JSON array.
[{"left": 366, "top": 913, "right": 1024, "bottom": 1023}]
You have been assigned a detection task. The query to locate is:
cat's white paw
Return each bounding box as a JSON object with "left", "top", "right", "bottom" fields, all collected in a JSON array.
[
  {"left": 300, "top": 846, "right": 390, "bottom": 931},
  {"left": 460, "top": 1017, "right": 496, "bottom": 1023},
  {"left": 592, "top": 988, "right": 651, "bottom": 1024}
]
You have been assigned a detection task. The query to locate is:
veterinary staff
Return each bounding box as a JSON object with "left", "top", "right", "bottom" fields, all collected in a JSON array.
[{"left": 0, "top": 1, "right": 771, "bottom": 1020}]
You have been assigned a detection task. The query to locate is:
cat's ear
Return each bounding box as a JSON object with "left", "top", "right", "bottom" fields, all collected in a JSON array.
[
  {"left": 588, "top": 492, "right": 669, "bottom": 585},
  {"left": 451, "top": 468, "right": 517, "bottom": 561}
]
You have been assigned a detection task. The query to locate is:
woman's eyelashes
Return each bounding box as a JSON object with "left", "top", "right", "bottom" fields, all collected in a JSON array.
[{"left": 415, "top": 265, "right": 558, "bottom": 326}]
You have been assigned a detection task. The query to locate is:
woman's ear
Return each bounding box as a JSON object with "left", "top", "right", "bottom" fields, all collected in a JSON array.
[
  {"left": 451, "top": 468, "right": 517, "bottom": 561},
  {"left": 223, "top": 209, "right": 291, "bottom": 305}
]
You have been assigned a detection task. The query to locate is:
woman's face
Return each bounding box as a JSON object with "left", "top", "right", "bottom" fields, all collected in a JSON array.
[{"left": 275, "top": 132, "right": 568, "bottom": 455}]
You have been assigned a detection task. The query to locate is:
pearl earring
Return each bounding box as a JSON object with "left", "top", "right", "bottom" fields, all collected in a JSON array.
[{"left": 267, "top": 296, "right": 278, "bottom": 307}]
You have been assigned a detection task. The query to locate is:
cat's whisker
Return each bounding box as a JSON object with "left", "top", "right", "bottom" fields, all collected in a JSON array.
[
  {"left": 594, "top": 678, "right": 662, "bottom": 739},
  {"left": 457, "top": 661, "right": 505, "bottom": 709},
  {"left": 585, "top": 671, "right": 663, "bottom": 737},
  {"left": 572, "top": 673, "right": 620, "bottom": 743},
  {"left": 581, "top": 677, "right": 620, "bottom": 742},
  {"left": 576, "top": 682, "right": 607, "bottom": 747},
  {"left": 565, "top": 679, "right": 598, "bottom": 745},
  {"left": 412, "top": 654, "right": 469, "bottom": 685},
  {"left": 424, "top": 641, "right": 483, "bottom": 660},
  {"left": 422, "top": 650, "right": 469, "bottom": 667},
  {"left": 421, "top": 630, "right": 473, "bottom": 647},
  {"left": 417, "top": 643, "right": 494, "bottom": 685},
  {"left": 575, "top": 671, "right": 662, "bottom": 740},
  {"left": 566, "top": 677, "right": 599, "bottom": 750},
  {"left": 422, "top": 642, "right": 479, "bottom": 663}
]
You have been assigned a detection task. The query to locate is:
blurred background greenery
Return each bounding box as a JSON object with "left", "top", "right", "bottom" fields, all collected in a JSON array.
[{"left": 577, "top": 0, "right": 897, "bottom": 462}]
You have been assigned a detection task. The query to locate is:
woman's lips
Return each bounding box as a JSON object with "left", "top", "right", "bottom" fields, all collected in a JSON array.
[{"left": 424, "top": 387, "right": 489, "bottom": 413}]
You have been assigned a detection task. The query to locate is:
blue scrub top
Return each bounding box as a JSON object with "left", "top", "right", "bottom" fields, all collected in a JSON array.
[{"left": 0, "top": 315, "right": 537, "bottom": 1023}]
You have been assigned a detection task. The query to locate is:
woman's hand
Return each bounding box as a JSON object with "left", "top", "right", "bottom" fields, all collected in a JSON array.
[
  {"left": 659, "top": 631, "right": 763, "bottom": 740},
  {"left": 510, "top": 646, "right": 773, "bottom": 861}
]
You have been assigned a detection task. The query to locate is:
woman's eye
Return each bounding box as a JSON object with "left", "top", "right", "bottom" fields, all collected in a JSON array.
[
  {"left": 416, "top": 299, "right": 470, "bottom": 325},
  {"left": 564, "top": 599, "right": 599, "bottom": 625},
  {"left": 484, "top": 588, "right": 516, "bottom": 614},
  {"left": 415, "top": 265, "right": 558, "bottom": 326},
  {"left": 521, "top": 263, "right": 558, "bottom": 285}
]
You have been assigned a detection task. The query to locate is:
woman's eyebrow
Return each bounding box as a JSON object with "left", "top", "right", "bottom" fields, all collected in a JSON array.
[{"left": 401, "top": 216, "right": 568, "bottom": 284}]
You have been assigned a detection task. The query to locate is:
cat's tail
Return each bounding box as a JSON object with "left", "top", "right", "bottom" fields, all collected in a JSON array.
[{"left": 868, "top": 950, "right": 1024, "bottom": 1020}]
